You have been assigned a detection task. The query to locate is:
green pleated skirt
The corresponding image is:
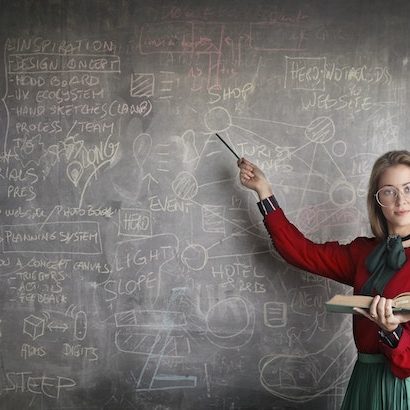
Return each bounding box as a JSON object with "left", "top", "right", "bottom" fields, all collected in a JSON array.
[{"left": 341, "top": 353, "right": 410, "bottom": 410}]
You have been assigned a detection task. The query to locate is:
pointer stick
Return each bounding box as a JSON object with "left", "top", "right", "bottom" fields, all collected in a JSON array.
[{"left": 215, "top": 133, "right": 240, "bottom": 160}]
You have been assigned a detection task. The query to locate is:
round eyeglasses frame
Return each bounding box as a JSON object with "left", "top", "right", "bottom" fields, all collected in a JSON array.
[{"left": 375, "top": 185, "right": 410, "bottom": 207}]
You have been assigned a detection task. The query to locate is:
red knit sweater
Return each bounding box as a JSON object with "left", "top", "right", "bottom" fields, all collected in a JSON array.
[{"left": 264, "top": 208, "right": 410, "bottom": 379}]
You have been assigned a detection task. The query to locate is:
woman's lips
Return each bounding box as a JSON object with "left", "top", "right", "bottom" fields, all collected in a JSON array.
[{"left": 395, "top": 210, "right": 410, "bottom": 216}]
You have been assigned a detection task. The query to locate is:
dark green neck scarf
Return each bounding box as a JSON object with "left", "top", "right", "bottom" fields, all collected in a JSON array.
[{"left": 361, "top": 233, "right": 410, "bottom": 295}]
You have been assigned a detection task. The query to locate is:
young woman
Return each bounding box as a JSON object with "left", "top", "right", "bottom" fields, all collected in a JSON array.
[{"left": 238, "top": 150, "right": 410, "bottom": 409}]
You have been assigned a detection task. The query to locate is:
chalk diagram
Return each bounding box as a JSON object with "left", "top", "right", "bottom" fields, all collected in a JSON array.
[
  {"left": 104, "top": 143, "right": 259, "bottom": 394},
  {"left": 111, "top": 103, "right": 366, "bottom": 399},
  {"left": 164, "top": 104, "right": 366, "bottom": 268},
  {"left": 203, "top": 105, "right": 360, "bottom": 224},
  {"left": 258, "top": 325, "right": 355, "bottom": 402},
  {"left": 166, "top": 105, "right": 362, "bottom": 401},
  {"left": 23, "top": 306, "right": 87, "bottom": 342},
  {"left": 114, "top": 286, "right": 255, "bottom": 391}
]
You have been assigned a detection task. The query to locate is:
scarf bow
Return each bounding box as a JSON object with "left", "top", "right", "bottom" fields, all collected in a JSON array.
[{"left": 361, "top": 234, "right": 410, "bottom": 295}]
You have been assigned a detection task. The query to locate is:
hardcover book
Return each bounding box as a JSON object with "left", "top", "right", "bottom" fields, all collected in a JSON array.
[{"left": 325, "top": 293, "right": 410, "bottom": 314}]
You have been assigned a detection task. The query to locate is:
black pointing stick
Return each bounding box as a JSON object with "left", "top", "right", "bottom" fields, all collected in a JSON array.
[{"left": 215, "top": 133, "right": 240, "bottom": 160}]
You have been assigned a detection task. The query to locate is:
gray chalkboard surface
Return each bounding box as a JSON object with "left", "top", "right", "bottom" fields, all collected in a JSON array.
[{"left": 0, "top": 0, "right": 409, "bottom": 408}]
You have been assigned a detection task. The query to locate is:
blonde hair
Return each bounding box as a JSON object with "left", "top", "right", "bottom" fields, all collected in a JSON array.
[{"left": 367, "top": 150, "right": 410, "bottom": 239}]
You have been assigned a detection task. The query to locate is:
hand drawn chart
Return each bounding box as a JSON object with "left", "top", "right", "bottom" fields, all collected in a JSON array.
[{"left": 0, "top": 2, "right": 407, "bottom": 409}]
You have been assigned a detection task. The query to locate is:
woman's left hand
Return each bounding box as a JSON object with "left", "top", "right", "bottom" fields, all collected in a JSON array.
[{"left": 353, "top": 295, "right": 410, "bottom": 332}]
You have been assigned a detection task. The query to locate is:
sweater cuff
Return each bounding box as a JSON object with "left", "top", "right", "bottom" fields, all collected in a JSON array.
[
  {"left": 379, "top": 325, "right": 403, "bottom": 348},
  {"left": 257, "top": 195, "right": 280, "bottom": 216},
  {"left": 380, "top": 324, "right": 409, "bottom": 358}
]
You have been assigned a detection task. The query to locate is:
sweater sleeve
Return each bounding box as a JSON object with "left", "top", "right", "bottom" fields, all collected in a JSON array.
[
  {"left": 264, "top": 208, "right": 357, "bottom": 286},
  {"left": 379, "top": 323, "right": 410, "bottom": 379}
]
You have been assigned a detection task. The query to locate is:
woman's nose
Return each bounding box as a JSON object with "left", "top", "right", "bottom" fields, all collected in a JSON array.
[{"left": 396, "top": 190, "right": 410, "bottom": 205}]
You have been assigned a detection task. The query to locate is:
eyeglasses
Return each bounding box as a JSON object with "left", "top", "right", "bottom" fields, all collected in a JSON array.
[{"left": 375, "top": 183, "right": 410, "bottom": 207}]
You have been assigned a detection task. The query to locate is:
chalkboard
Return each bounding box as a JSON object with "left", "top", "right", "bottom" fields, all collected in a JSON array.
[{"left": 0, "top": 0, "right": 409, "bottom": 408}]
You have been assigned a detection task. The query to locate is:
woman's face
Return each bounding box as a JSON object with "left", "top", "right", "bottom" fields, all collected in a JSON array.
[{"left": 378, "top": 164, "right": 410, "bottom": 236}]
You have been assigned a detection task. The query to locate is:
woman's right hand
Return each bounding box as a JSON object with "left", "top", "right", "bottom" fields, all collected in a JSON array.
[{"left": 237, "top": 158, "right": 273, "bottom": 199}]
